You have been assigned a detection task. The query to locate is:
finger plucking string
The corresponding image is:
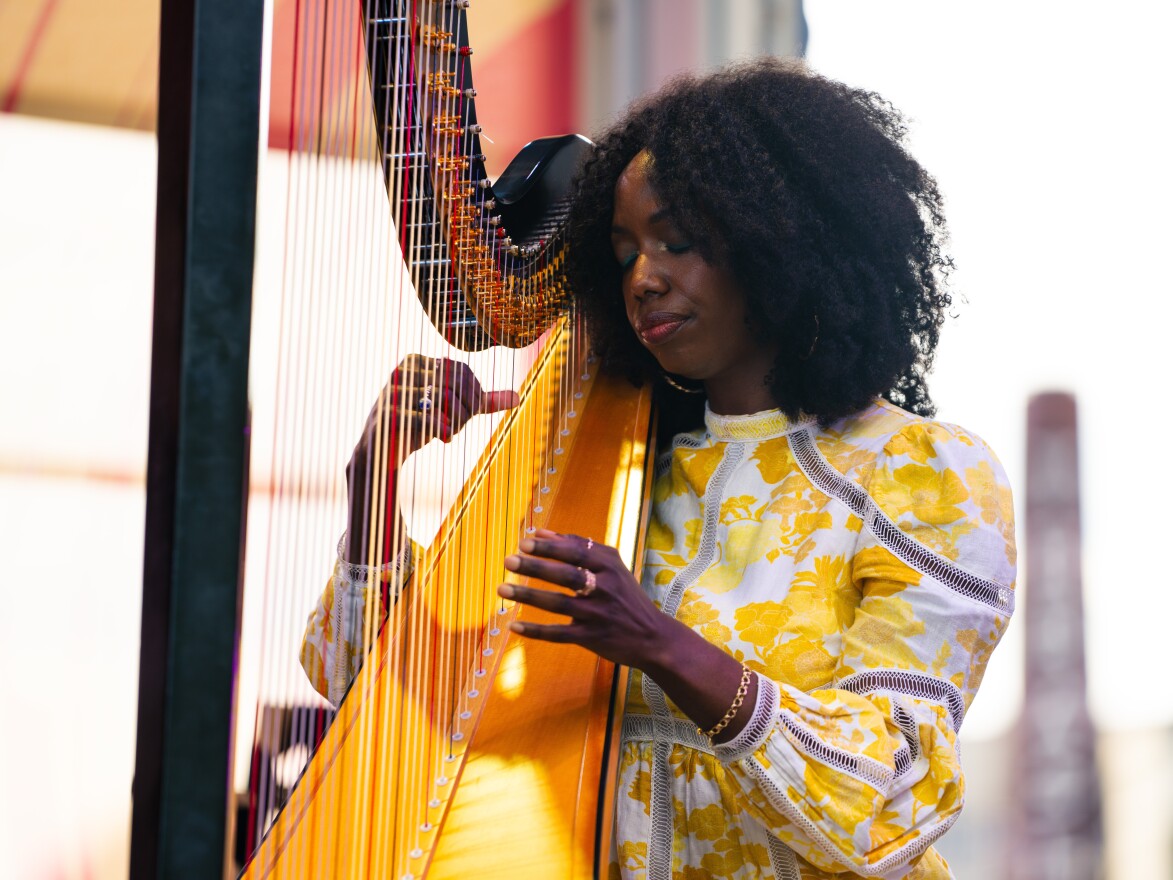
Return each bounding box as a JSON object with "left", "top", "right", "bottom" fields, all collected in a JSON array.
[
  {"left": 496, "top": 582, "right": 579, "bottom": 616},
  {"left": 480, "top": 389, "right": 520, "bottom": 414},
  {"left": 518, "top": 532, "right": 597, "bottom": 568},
  {"left": 503, "top": 552, "right": 587, "bottom": 590},
  {"left": 506, "top": 619, "right": 581, "bottom": 642}
]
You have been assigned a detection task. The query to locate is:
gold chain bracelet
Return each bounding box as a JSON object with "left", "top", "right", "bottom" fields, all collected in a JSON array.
[{"left": 701, "top": 664, "right": 753, "bottom": 740}]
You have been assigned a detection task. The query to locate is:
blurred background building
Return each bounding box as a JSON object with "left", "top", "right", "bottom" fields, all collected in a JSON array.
[{"left": 2, "top": 0, "right": 1171, "bottom": 877}]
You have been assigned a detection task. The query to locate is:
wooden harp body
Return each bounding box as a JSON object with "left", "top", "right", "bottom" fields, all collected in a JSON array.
[{"left": 235, "top": 2, "right": 653, "bottom": 877}]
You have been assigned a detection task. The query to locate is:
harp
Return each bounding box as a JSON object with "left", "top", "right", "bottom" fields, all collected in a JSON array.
[{"left": 133, "top": 0, "right": 653, "bottom": 878}]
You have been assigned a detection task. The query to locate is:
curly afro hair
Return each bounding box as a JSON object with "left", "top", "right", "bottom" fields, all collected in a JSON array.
[{"left": 564, "top": 57, "right": 954, "bottom": 434}]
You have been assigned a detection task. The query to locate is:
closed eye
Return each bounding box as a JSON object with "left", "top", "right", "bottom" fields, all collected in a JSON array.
[{"left": 615, "top": 241, "right": 693, "bottom": 271}]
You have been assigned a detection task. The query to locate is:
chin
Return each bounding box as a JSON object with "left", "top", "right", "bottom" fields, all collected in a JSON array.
[
  {"left": 660, "top": 367, "right": 707, "bottom": 388},
  {"left": 651, "top": 358, "right": 690, "bottom": 379},
  {"left": 663, "top": 354, "right": 706, "bottom": 377}
]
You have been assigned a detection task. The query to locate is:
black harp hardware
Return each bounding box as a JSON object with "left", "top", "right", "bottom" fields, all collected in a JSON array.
[{"left": 362, "top": 0, "right": 591, "bottom": 350}]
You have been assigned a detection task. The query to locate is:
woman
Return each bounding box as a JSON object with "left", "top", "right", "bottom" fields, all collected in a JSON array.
[{"left": 303, "top": 58, "right": 1016, "bottom": 879}]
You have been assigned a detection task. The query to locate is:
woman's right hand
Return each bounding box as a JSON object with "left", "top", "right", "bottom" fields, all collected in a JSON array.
[
  {"left": 349, "top": 354, "right": 518, "bottom": 473},
  {"left": 345, "top": 355, "right": 518, "bottom": 560}
]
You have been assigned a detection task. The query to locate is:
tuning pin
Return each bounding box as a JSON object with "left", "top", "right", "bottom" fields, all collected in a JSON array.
[
  {"left": 464, "top": 88, "right": 477, "bottom": 98},
  {"left": 465, "top": 124, "right": 482, "bottom": 134}
]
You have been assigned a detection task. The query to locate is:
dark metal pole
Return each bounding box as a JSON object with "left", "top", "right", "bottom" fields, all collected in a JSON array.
[{"left": 131, "top": 0, "right": 263, "bottom": 875}]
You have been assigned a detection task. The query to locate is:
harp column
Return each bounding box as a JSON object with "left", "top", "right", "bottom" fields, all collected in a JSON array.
[{"left": 130, "top": 0, "right": 264, "bottom": 876}]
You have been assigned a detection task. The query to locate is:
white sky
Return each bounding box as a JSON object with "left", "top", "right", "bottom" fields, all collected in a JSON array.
[{"left": 805, "top": 0, "right": 1173, "bottom": 736}]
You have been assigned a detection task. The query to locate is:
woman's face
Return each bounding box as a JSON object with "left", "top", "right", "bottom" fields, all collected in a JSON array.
[{"left": 610, "top": 151, "right": 779, "bottom": 415}]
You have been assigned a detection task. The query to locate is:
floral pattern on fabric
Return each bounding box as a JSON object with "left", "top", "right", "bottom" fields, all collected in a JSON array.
[
  {"left": 300, "top": 546, "right": 412, "bottom": 705},
  {"left": 297, "top": 399, "right": 1014, "bottom": 880},
  {"left": 612, "top": 399, "right": 1015, "bottom": 880}
]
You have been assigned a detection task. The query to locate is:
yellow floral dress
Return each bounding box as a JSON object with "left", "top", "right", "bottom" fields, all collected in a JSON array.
[{"left": 613, "top": 400, "right": 1016, "bottom": 880}]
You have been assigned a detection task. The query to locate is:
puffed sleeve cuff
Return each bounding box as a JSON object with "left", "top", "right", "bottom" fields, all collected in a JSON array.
[
  {"left": 300, "top": 535, "right": 415, "bottom": 706},
  {"left": 328, "top": 538, "right": 414, "bottom": 705},
  {"left": 336, "top": 532, "right": 415, "bottom": 586},
  {"left": 714, "top": 673, "right": 779, "bottom": 764},
  {"left": 716, "top": 681, "right": 966, "bottom": 875}
]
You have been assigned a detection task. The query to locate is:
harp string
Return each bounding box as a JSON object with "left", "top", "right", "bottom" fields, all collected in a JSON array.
[
  {"left": 363, "top": 2, "right": 406, "bottom": 872},
  {"left": 408, "top": 0, "right": 437, "bottom": 861},
  {"left": 238, "top": 0, "right": 589, "bottom": 873},
  {"left": 335, "top": 1, "right": 380, "bottom": 877}
]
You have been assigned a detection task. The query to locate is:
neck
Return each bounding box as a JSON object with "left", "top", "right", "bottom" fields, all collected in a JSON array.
[{"left": 704, "top": 380, "right": 778, "bottom": 416}]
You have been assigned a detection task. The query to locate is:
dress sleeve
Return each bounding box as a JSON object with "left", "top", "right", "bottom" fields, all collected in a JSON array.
[
  {"left": 300, "top": 540, "right": 414, "bottom": 706},
  {"left": 714, "top": 421, "right": 1016, "bottom": 876}
]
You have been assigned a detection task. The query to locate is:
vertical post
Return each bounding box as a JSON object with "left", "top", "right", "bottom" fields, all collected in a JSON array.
[
  {"left": 1010, "top": 392, "right": 1103, "bottom": 879},
  {"left": 130, "top": 0, "right": 264, "bottom": 876}
]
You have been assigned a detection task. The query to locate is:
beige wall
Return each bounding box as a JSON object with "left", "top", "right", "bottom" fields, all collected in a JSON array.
[{"left": 0, "top": 113, "right": 153, "bottom": 879}]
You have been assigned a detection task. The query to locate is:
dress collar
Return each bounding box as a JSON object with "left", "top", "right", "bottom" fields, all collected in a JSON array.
[{"left": 703, "top": 405, "right": 810, "bottom": 442}]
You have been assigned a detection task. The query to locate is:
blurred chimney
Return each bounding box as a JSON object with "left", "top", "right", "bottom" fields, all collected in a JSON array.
[{"left": 1009, "top": 392, "right": 1103, "bottom": 879}]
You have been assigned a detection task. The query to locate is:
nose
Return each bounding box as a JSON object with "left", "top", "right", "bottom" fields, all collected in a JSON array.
[{"left": 627, "top": 252, "right": 669, "bottom": 302}]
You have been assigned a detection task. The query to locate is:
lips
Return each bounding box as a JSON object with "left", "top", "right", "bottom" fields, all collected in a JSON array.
[{"left": 636, "top": 311, "right": 689, "bottom": 345}]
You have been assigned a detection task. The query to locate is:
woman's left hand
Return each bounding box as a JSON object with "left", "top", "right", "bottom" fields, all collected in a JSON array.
[
  {"left": 498, "top": 528, "right": 669, "bottom": 670},
  {"left": 501, "top": 529, "right": 760, "bottom": 741}
]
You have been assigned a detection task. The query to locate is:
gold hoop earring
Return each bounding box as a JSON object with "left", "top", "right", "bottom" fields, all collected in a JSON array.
[
  {"left": 799, "top": 314, "right": 820, "bottom": 361},
  {"left": 661, "top": 371, "right": 705, "bottom": 394}
]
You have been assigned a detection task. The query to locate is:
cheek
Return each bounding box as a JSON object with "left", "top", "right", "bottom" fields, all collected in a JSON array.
[{"left": 619, "top": 283, "right": 639, "bottom": 324}]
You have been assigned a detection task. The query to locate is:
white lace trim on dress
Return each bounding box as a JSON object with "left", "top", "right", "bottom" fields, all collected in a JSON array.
[
  {"left": 768, "top": 834, "right": 801, "bottom": 880},
  {"left": 788, "top": 428, "right": 1013, "bottom": 614},
  {"left": 644, "top": 440, "right": 745, "bottom": 880},
  {"left": 838, "top": 668, "right": 966, "bottom": 733},
  {"left": 777, "top": 710, "right": 895, "bottom": 792},
  {"left": 713, "top": 675, "right": 778, "bottom": 765},
  {"left": 623, "top": 714, "right": 713, "bottom": 753},
  {"left": 704, "top": 405, "right": 813, "bottom": 442}
]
